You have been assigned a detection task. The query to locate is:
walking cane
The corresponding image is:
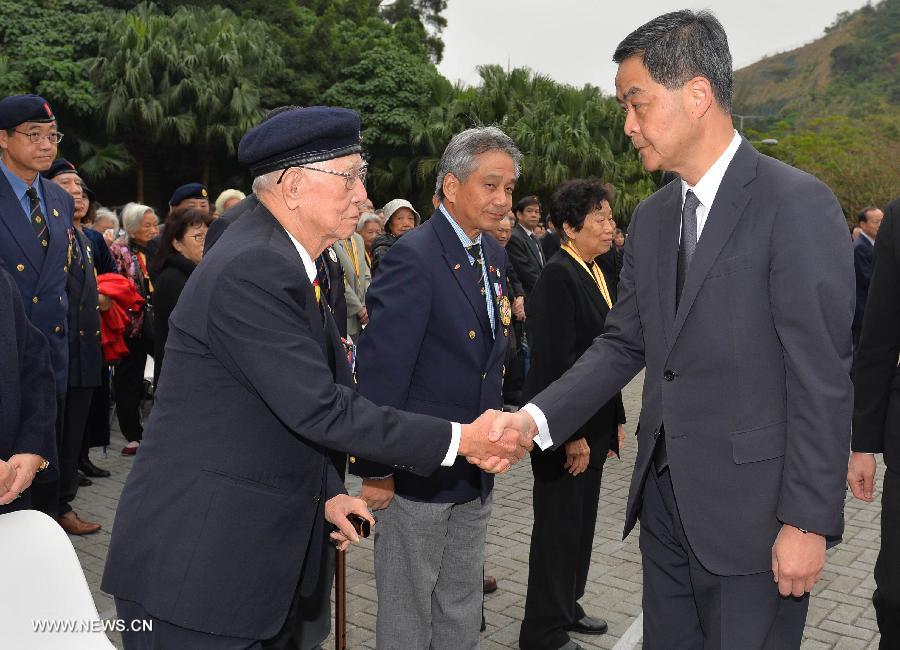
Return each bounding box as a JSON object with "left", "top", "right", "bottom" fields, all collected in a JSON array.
[{"left": 335, "top": 547, "right": 346, "bottom": 650}]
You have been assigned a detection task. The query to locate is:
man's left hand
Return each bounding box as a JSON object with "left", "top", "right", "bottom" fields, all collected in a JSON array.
[
  {"left": 325, "top": 494, "right": 374, "bottom": 551},
  {"left": 771, "top": 524, "right": 825, "bottom": 597},
  {"left": 0, "top": 454, "right": 45, "bottom": 505},
  {"left": 512, "top": 296, "right": 525, "bottom": 321}
]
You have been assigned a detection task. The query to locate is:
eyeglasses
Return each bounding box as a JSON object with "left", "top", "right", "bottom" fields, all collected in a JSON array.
[
  {"left": 14, "top": 130, "right": 64, "bottom": 144},
  {"left": 286, "top": 164, "right": 368, "bottom": 190},
  {"left": 188, "top": 233, "right": 206, "bottom": 243}
]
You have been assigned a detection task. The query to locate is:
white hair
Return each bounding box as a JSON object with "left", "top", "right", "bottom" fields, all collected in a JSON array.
[
  {"left": 251, "top": 170, "right": 281, "bottom": 195},
  {"left": 214, "top": 188, "right": 246, "bottom": 214},
  {"left": 120, "top": 202, "right": 156, "bottom": 236},
  {"left": 94, "top": 207, "right": 119, "bottom": 230},
  {"left": 357, "top": 211, "right": 381, "bottom": 232}
]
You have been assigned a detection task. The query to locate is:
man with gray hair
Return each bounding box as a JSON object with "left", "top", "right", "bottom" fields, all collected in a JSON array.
[
  {"left": 495, "top": 10, "right": 853, "bottom": 648},
  {"left": 351, "top": 126, "right": 521, "bottom": 647}
]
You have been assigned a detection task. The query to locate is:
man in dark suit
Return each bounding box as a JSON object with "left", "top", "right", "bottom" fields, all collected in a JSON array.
[
  {"left": 852, "top": 206, "right": 883, "bottom": 354},
  {"left": 0, "top": 262, "right": 56, "bottom": 514},
  {"left": 101, "top": 106, "right": 529, "bottom": 649},
  {"left": 507, "top": 195, "right": 545, "bottom": 298},
  {"left": 0, "top": 94, "right": 75, "bottom": 519},
  {"left": 848, "top": 197, "right": 900, "bottom": 649},
  {"left": 497, "top": 11, "right": 853, "bottom": 647},
  {"left": 351, "top": 126, "right": 519, "bottom": 647}
]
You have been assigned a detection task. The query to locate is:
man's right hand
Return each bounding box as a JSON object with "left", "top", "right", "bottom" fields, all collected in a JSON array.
[
  {"left": 847, "top": 452, "right": 877, "bottom": 502},
  {"left": 459, "top": 409, "right": 536, "bottom": 473},
  {"left": 360, "top": 476, "right": 395, "bottom": 511},
  {"left": 0, "top": 460, "right": 16, "bottom": 502}
]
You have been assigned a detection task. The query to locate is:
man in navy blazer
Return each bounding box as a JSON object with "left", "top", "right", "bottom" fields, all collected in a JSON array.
[
  {"left": 852, "top": 206, "right": 882, "bottom": 354},
  {"left": 352, "top": 126, "right": 520, "bottom": 648},
  {"left": 498, "top": 11, "right": 853, "bottom": 648},
  {"left": 0, "top": 94, "right": 74, "bottom": 516},
  {"left": 102, "top": 107, "right": 529, "bottom": 649}
]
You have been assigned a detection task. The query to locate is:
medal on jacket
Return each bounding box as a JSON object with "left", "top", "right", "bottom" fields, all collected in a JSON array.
[{"left": 498, "top": 295, "right": 512, "bottom": 327}]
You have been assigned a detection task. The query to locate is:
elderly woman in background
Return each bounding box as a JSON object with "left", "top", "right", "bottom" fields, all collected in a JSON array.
[
  {"left": 336, "top": 216, "right": 372, "bottom": 340},
  {"left": 93, "top": 208, "right": 122, "bottom": 246},
  {"left": 213, "top": 188, "right": 246, "bottom": 218},
  {"left": 109, "top": 203, "right": 159, "bottom": 456},
  {"left": 357, "top": 212, "right": 382, "bottom": 270},
  {"left": 519, "top": 178, "right": 626, "bottom": 650},
  {"left": 151, "top": 208, "right": 212, "bottom": 385},
  {"left": 370, "top": 199, "right": 419, "bottom": 274}
]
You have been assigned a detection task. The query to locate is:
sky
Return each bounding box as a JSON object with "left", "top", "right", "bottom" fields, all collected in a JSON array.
[{"left": 438, "top": 0, "right": 874, "bottom": 95}]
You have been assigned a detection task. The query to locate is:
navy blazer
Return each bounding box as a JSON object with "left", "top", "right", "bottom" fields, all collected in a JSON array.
[
  {"left": 0, "top": 265, "right": 57, "bottom": 513},
  {"left": 853, "top": 234, "right": 874, "bottom": 330},
  {"left": 101, "top": 199, "right": 453, "bottom": 640},
  {"left": 65, "top": 229, "right": 102, "bottom": 388},
  {"left": 352, "top": 209, "right": 509, "bottom": 503},
  {"left": 0, "top": 172, "right": 73, "bottom": 395},
  {"left": 82, "top": 227, "right": 116, "bottom": 275}
]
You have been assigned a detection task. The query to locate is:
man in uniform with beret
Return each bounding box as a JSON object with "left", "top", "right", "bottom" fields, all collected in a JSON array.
[
  {"left": 102, "top": 106, "right": 531, "bottom": 649},
  {"left": 0, "top": 94, "right": 72, "bottom": 518},
  {"left": 42, "top": 158, "right": 105, "bottom": 534},
  {"left": 168, "top": 182, "right": 210, "bottom": 218}
]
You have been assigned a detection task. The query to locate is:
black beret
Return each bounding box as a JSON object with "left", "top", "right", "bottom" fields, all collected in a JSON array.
[
  {"left": 0, "top": 94, "right": 55, "bottom": 130},
  {"left": 169, "top": 183, "right": 209, "bottom": 206},
  {"left": 238, "top": 106, "right": 362, "bottom": 178},
  {"left": 41, "top": 158, "right": 78, "bottom": 180}
]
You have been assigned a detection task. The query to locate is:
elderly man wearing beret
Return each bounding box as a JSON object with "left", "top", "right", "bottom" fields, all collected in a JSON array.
[
  {"left": 102, "top": 106, "right": 532, "bottom": 649},
  {"left": 0, "top": 94, "right": 79, "bottom": 525}
]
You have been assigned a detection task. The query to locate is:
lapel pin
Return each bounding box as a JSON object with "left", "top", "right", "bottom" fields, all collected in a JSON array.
[
  {"left": 52, "top": 209, "right": 59, "bottom": 217},
  {"left": 328, "top": 247, "right": 338, "bottom": 263},
  {"left": 453, "top": 263, "right": 461, "bottom": 271}
]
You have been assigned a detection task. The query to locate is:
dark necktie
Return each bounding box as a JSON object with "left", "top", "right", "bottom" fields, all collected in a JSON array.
[
  {"left": 530, "top": 232, "right": 544, "bottom": 266},
  {"left": 676, "top": 190, "right": 700, "bottom": 308},
  {"left": 26, "top": 187, "right": 49, "bottom": 253},
  {"left": 466, "top": 243, "right": 486, "bottom": 299}
]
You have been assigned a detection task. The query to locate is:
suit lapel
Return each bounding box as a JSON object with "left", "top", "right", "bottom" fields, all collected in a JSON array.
[
  {"left": 656, "top": 183, "right": 682, "bottom": 348},
  {"left": 38, "top": 180, "right": 72, "bottom": 294},
  {"left": 432, "top": 212, "right": 493, "bottom": 336},
  {"left": 0, "top": 172, "right": 43, "bottom": 270},
  {"left": 668, "top": 141, "right": 758, "bottom": 348},
  {"left": 482, "top": 240, "right": 509, "bottom": 369}
]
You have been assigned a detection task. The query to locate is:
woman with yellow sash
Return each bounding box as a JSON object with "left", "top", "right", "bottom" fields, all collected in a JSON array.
[{"left": 519, "top": 178, "right": 626, "bottom": 650}]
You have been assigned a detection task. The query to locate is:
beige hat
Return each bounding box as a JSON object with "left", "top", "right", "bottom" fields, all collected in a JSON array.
[{"left": 382, "top": 199, "right": 421, "bottom": 228}]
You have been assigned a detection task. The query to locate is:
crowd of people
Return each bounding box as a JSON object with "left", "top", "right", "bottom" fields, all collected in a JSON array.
[{"left": 1, "top": 7, "right": 898, "bottom": 650}]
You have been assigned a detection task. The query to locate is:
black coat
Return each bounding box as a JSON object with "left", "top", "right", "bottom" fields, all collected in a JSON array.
[
  {"left": 65, "top": 229, "right": 103, "bottom": 388},
  {"left": 369, "top": 232, "right": 397, "bottom": 275},
  {"left": 0, "top": 265, "right": 57, "bottom": 513},
  {"left": 152, "top": 252, "right": 196, "bottom": 385},
  {"left": 853, "top": 234, "right": 875, "bottom": 331},
  {"left": 507, "top": 224, "right": 544, "bottom": 298},
  {"left": 523, "top": 250, "right": 625, "bottom": 478},
  {"left": 101, "top": 200, "right": 453, "bottom": 641},
  {"left": 853, "top": 197, "right": 900, "bottom": 470}
]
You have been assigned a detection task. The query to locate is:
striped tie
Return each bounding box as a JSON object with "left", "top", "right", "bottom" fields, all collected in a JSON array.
[{"left": 26, "top": 187, "right": 49, "bottom": 253}]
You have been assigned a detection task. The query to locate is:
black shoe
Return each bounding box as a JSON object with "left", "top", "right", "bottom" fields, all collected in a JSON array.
[
  {"left": 79, "top": 458, "right": 111, "bottom": 478},
  {"left": 481, "top": 614, "right": 486, "bottom": 632},
  {"left": 567, "top": 615, "right": 608, "bottom": 635},
  {"left": 77, "top": 471, "right": 92, "bottom": 487}
]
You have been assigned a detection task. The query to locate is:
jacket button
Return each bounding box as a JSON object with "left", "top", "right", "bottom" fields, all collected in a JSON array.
[
  {"left": 32, "top": 296, "right": 39, "bottom": 304},
  {"left": 312, "top": 495, "right": 320, "bottom": 503},
  {"left": 482, "top": 372, "right": 487, "bottom": 380},
  {"left": 79, "top": 329, "right": 85, "bottom": 336},
  {"left": 63, "top": 266, "right": 68, "bottom": 273},
  {"left": 468, "top": 330, "right": 476, "bottom": 340},
  {"left": 653, "top": 429, "right": 661, "bottom": 438},
  {"left": 16, "top": 264, "right": 24, "bottom": 272},
  {"left": 54, "top": 326, "right": 61, "bottom": 334},
  {"left": 349, "top": 456, "right": 356, "bottom": 464},
  {"left": 95, "top": 330, "right": 100, "bottom": 336},
  {"left": 664, "top": 369, "right": 676, "bottom": 381}
]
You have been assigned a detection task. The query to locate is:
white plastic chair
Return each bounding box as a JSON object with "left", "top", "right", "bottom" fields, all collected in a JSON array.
[{"left": 0, "top": 509, "right": 116, "bottom": 649}]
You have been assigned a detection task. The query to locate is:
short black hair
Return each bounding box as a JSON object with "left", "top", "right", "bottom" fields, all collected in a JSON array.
[
  {"left": 513, "top": 195, "right": 541, "bottom": 214},
  {"left": 550, "top": 178, "right": 609, "bottom": 237},
  {"left": 613, "top": 10, "right": 733, "bottom": 112}
]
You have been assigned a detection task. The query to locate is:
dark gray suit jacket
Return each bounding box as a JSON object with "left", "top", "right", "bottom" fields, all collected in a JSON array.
[
  {"left": 530, "top": 139, "right": 854, "bottom": 576},
  {"left": 102, "top": 200, "right": 453, "bottom": 640}
]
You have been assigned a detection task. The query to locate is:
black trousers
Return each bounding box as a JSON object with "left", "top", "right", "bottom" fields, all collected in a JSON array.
[
  {"left": 83, "top": 366, "right": 112, "bottom": 453},
  {"left": 30, "top": 395, "right": 65, "bottom": 517},
  {"left": 874, "top": 466, "right": 900, "bottom": 649},
  {"left": 520, "top": 462, "right": 604, "bottom": 650},
  {"left": 58, "top": 387, "right": 94, "bottom": 516},
  {"left": 640, "top": 467, "right": 808, "bottom": 649},
  {"left": 113, "top": 336, "right": 152, "bottom": 443}
]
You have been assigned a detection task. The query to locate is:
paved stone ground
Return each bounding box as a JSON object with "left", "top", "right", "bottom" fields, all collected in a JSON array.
[{"left": 71, "top": 371, "right": 883, "bottom": 648}]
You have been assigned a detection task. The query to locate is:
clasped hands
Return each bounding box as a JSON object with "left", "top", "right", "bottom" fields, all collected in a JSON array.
[
  {"left": 459, "top": 409, "right": 537, "bottom": 474},
  {"left": 0, "top": 454, "right": 46, "bottom": 506}
]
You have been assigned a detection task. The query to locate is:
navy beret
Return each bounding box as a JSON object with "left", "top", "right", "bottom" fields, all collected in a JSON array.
[
  {"left": 0, "top": 94, "right": 55, "bottom": 130},
  {"left": 238, "top": 106, "right": 362, "bottom": 178},
  {"left": 169, "top": 183, "right": 209, "bottom": 206},
  {"left": 41, "top": 158, "right": 78, "bottom": 180}
]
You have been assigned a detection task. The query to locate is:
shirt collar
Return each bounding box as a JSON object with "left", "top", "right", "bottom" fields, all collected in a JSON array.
[
  {"left": 681, "top": 130, "right": 742, "bottom": 210},
  {"left": 439, "top": 203, "right": 482, "bottom": 249},
  {"left": 0, "top": 155, "right": 41, "bottom": 202},
  {"left": 518, "top": 223, "right": 534, "bottom": 235},
  {"left": 284, "top": 230, "right": 318, "bottom": 283},
  {"left": 861, "top": 232, "right": 875, "bottom": 246}
]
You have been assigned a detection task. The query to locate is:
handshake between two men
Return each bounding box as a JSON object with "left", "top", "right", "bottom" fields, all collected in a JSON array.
[{"left": 459, "top": 409, "right": 539, "bottom": 474}]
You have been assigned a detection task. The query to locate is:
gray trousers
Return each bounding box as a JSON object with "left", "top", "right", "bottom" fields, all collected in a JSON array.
[{"left": 374, "top": 493, "right": 492, "bottom": 649}]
